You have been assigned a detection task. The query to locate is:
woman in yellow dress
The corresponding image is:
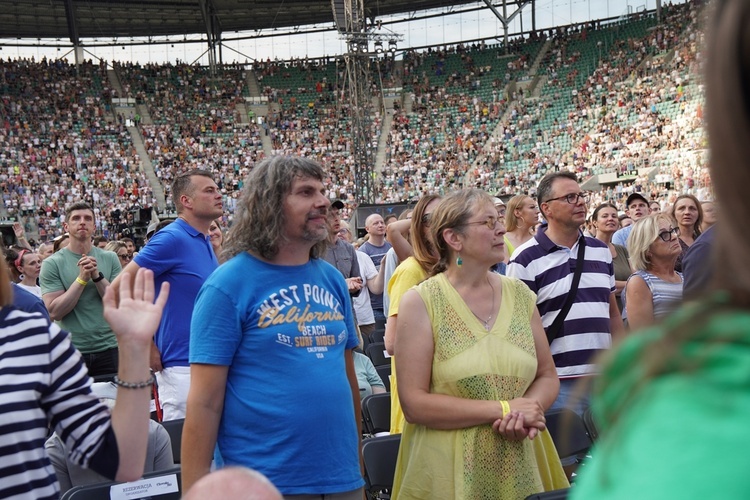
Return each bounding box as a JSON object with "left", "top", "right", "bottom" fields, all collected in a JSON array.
[
  {"left": 392, "top": 189, "right": 567, "bottom": 499},
  {"left": 384, "top": 194, "right": 442, "bottom": 434}
]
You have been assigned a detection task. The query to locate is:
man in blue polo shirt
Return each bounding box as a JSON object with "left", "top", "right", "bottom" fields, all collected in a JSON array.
[
  {"left": 113, "top": 169, "right": 222, "bottom": 420},
  {"left": 508, "top": 171, "right": 624, "bottom": 416}
]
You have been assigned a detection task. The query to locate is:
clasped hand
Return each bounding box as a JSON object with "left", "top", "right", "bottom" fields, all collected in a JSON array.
[
  {"left": 77, "top": 255, "right": 98, "bottom": 281},
  {"left": 492, "top": 397, "right": 546, "bottom": 441}
]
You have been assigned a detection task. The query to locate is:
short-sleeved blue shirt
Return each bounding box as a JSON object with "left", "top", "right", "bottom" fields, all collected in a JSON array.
[
  {"left": 135, "top": 218, "right": 218, "bottom": 367},
  {"left": 190, "top": 252, "right": 363, "bottom": 495}
]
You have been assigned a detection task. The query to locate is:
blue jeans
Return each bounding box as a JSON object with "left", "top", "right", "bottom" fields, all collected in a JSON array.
[
  {"left": 372, "top": 308, "right": 387, "bottom": 323},
  {"left": 285, "top": 488, "right": 363, "bottom": 500},
  {"left": 550, "top": 377, "right": 591, "bottom": 417},
  {"left": 550, "top": 377, "right": 592, "bottom": 466}
]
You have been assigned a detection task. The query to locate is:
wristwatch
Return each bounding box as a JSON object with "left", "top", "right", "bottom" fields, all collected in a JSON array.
[{"left": 92, "top": 272, "right": 105, "bottom": 283}]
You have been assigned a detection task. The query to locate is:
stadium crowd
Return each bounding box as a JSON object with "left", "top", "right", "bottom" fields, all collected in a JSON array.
[{"left": 1, "top": 0, "right": 731, "bottom": 498}]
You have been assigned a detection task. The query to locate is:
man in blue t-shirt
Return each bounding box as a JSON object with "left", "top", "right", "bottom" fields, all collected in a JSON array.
[
  {"left": 113, "top": 169, "right": 221, "bottom": 420},
  {"left": 182, "top": 157, "right": 364, "bottom": 498},
  {"left": 358, "top": 213, "right": 392, "bottom": 323}
]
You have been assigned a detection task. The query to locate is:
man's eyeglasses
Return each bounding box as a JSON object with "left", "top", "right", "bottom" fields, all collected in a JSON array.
[
  {"left": 657, "top": 227, "right": 680, "bottom": 242},
  {"left": 544, "top": 192, "right": 590, "bottom": 205},
  {"left": 117, "top": 253, "right": 133, "bottom": 261},
  {"left": 466, "top": 216, "right": 501, "bottom": 230}
]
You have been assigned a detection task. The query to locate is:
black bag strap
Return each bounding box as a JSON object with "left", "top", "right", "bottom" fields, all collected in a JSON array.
[{"left": 545, "top": 236, "right": 586, "bottom": 345}]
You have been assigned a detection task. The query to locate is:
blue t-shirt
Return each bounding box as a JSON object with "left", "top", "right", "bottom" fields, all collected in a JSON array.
[
  {"left": 135, "top": 218, "right": 218, "bottom": 367},
  {"left": 190, "top": 252, "right": 363, "bottom": 495},
  {"left": 12, "top": 283, "right": 50, "bottom": 321}
]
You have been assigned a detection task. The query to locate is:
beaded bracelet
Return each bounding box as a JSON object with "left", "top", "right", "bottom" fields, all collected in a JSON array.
[
  {"left": 113, "top": 374, "right": 155, "bottom": 389},
  {"left": 499, "top": 400, "right": 511, "bottom": 417}
]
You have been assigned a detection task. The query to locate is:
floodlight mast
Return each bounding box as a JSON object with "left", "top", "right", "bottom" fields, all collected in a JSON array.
[{"left": 332, "top": 0, "right": 402, "bottom": 204}]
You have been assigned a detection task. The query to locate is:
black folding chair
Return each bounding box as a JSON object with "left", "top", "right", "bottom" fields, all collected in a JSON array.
[
  {"left": 374, "top": 316, "right": 387, "bottom": 331},
  {"left": 376, "top": 364, "right": 391, "bottom": 392},
  {"left": 61, "top": 466, "right": 182, "bottom": 500},
  {"left": 91, "top": 373, "right": 117, "bottom": 383},
  {"left": 582, "top": 407, "right": 599, "bottom": 442},
  {"left": 362, "top": 392, "right": 391, "bottom": 435},
  {"left": 362, "top": 434, "right": 401, "bottom": 500},
  {"left": 369, "top": 328, "right": 385, "bottom": 344},
  {"left": 366, "top": 342, "right": 390, "bottom": 368},
  {"left": 544, "top": 408, "right": 593, "bottom": 460},
  {"left": 525, "top": 488, "right": 570, "bottom": 500},
  {"left": 160, "top": 418, "right": 184, "bottom": 464}
]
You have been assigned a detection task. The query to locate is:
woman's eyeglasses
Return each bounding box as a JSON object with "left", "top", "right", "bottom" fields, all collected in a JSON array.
[
  {"left": 466, "top": 216, "right": 501, "bottom": 230},
  {"left": 657, "top": 227, "right": 680, "bottom": 242},
  {"left": 117, "top": 253, "right": 133, "bottom": 261}
]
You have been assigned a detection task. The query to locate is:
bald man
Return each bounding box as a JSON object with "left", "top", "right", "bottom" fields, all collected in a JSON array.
[
  {"left": 183, "top": 467, "right": 282, "bottom": 500},
  {"left": 358, "top": 213, "right": 392, "bottom": 324}
]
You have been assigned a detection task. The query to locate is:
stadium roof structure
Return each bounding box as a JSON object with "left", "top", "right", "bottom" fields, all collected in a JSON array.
[{"left": 0, "top": 0, "right": 528, "bottom": 41}]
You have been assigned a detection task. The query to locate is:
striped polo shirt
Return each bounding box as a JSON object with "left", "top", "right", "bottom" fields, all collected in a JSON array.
[{"left": 507, "top": 225, "right": 615, "bottom": 378}]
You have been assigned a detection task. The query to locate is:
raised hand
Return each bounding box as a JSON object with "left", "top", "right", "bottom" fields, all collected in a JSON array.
[{"left": 103, "top": 268, "right": 169, "bottom": 346}]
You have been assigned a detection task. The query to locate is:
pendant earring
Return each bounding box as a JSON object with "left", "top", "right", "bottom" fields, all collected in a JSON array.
[{"left": 456, "top": 254, "right": 463, "bottom": 267}]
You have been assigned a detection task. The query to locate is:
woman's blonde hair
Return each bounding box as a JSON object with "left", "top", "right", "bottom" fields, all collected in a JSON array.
[
  {"left": 430, "top": 189, "right": 495, "bottom": 275},
  {"left": 104, "top": 241, "right": 127, "bottom": 254},
  {"left": 627, "top": 213, "right": 678, "bottom": 271},
  {"left": 504, "top": 194, "right": 532, "bottom": 232}
]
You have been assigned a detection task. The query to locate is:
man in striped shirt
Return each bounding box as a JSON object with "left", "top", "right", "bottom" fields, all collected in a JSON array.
[{"left": 508, "top": 171, "right": 624, "bottom": 415}]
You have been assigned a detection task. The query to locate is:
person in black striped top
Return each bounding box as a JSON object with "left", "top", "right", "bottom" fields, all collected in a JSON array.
[{"left": 0, "top": 265, "right": 168, "bottom": 500}]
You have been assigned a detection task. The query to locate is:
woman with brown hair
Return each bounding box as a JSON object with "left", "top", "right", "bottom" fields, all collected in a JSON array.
[
  {"left": 383, "top": 194, "right": 441, "bottom": 434},
  {"left": 208, "top": 219, "right": 225, "bottom": 262},
  {"left": 503, "top": 194, "right": 540, "bottom": 260},
  {"left": 5, "top": 248, "right": 42, "bottom": 298},
  {"left": 592, "top": 203, "right": 630, "bottom": 312},
  {"left": 670, "top": 193, "right": 702, "bottom": 272},
  {"left": 392, "top": 189, "right": 566, "bottom": 499},
  {"left": 572, "top": 1, "right": 750, "bottom": 496}
]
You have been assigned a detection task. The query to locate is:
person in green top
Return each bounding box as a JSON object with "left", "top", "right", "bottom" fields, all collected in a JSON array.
[
  {"left": 572, "top": 2, "right": 750, "bottom": 497},
  {"left": 40, "top": 202, "right": 121, "bottom": 377}
]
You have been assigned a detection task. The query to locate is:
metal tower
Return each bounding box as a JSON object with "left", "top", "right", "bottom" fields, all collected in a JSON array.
[{"left": 332, "top": 0, "right": 402, "bottom": 204}]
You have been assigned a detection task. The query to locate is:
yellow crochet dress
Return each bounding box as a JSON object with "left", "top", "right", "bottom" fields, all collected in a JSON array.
[{"left": 392, "top": 274, "right": 568, "bottom": 499}]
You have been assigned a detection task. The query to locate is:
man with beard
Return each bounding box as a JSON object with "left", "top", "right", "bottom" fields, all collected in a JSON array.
[{"left": 182, "top": 157, "right": 363, "bottom": 499}]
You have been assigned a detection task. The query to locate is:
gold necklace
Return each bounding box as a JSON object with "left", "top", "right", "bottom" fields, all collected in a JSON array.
[{"left": 468, "top": 277, "right": 495, "bottom": 331}]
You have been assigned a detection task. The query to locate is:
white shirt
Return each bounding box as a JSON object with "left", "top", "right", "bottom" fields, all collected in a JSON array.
[{"left": 353, "top": 252, "right": 378, "bottom": 326}]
